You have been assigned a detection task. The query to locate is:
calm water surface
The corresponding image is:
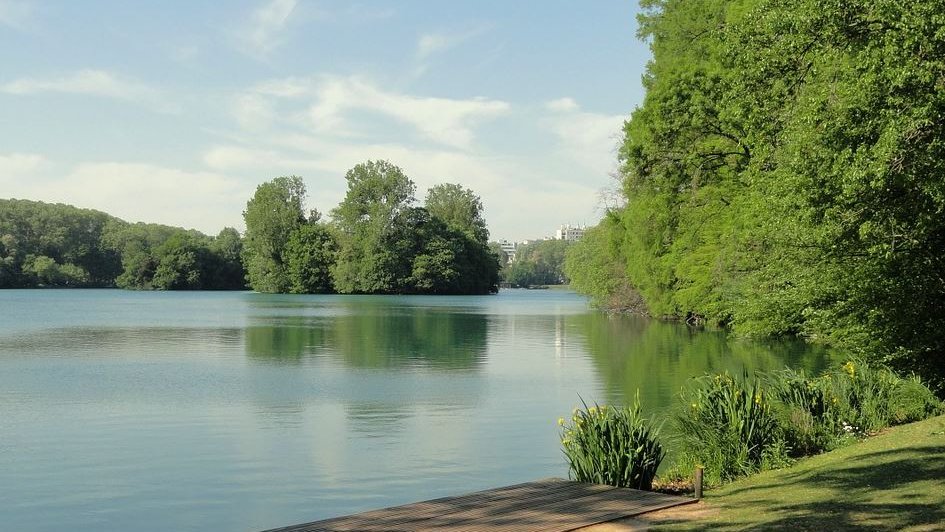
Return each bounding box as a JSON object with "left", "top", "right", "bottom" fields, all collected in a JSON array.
[{"left": 0, "top": 289, "right": 833, "bottom": 531}]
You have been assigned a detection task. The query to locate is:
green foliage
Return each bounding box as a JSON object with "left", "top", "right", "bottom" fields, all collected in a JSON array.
[
  {"left": 0, "top": 199, "right": 245, "bottom": 291},
  {"left": 425, "top": 183, "right": 489, "bottom": 244},
  {"left": 285, "top": 222, "right": 337, "bottom": 294},
  {"left": 566, "top": 0, "right": 945, "bottom": 390},
  {"left": 888, "top": 376, "right": 945, "bottom": 425},
  {"left": 242, "top": 176, "right": 307, "bottom": 293},
  {"left": 331, "top": 160, "right": 416, "bottom": 294},
  {"left": 768, "top": 361, "right": 944, "bottom": 456},
  {"left": 328, "top": 160, "right": 498, "bottom": 295},
  {"left": 564, "top": 217, "right": 646, "bottom": 313},
  {"left": 0, "top": 199, "right": 122, "bottom": 287},
  {"left": 503, "top": 239, "right": 570, "bottom": 287},
  {"left": 671, "top": 360, "right": 943, "bottom": 486},
  {"left": 673, "top": 373, "right": 785, "bottom": 485},
  {"left": 104, "top": 222, "right": 244, "bottom": 290},
  {"left": 560, "top": 397, "right": 665, "bottom": 490}
]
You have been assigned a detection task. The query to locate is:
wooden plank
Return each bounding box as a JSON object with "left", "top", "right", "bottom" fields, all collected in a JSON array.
[
  {"left": 261, "top": 479, "right": 695, "bottom": 532},
  {"left": 313, "top": 480, "right": 617, "bottom": 532},
  {"left": 285, "top": 479, "right": 593, "bottom": 531},
  {"left": 264, "top": 480, "right": 578, "bottom": 532},
  {"left": 446, "top": 487, "right": 695, "bottom": 532}
]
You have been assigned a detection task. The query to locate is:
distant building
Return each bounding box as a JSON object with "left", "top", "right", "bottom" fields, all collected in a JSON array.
[
  {"left": 498, "top": 239, "right": 517, "bottom": 262},
  {"left": 555, "top": 224, "right": 586, "bottom": 242}
]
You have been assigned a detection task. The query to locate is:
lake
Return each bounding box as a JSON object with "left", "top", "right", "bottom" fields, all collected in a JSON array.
[{"left": 0, "top": 289, "right": 833, "bottom": 531}]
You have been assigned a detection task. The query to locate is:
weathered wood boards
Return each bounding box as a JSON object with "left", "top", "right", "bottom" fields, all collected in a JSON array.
[{"left": 263, "top": 478, "right": 695, "bottom": 532}]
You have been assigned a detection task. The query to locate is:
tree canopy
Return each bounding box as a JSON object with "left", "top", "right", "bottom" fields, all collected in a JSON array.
[
  {"left": 0, "top": 198, "right": 245, "bottom": 290},
  {"left": 240, "top": 161, "right": 500, "bottom": 295},
  {"left": 566, "top": 0, "right": 945, "bottom": 390}
]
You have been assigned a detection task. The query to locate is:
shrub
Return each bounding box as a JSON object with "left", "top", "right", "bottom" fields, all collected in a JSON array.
[
  {"left": 560, "top": 396, "right": 664, "bottom": 490},
  {"left": 766, "top": 368, "right": 852, "bottom": 455},
  {"left": 768, "top": 361, "right": 944, "bottom": 456},
  {"left": 888, "top": 374, "right": 944, "bottom": 424},
  {"left": 672, "top": 373, "right": 785, "bottom": 485}
]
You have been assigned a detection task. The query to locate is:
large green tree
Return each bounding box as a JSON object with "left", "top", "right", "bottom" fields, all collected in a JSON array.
[
  {"left": 285, "top": 215, "right": 338, "bottom": 294},
  {"left": 242, "top": 176, "right": 307, "bottom": 293},
  {"left": 425, "top": 183, "right": 489, "bottom": 244},
  {"left": 331, "top": 160, "right": 416, "bottom": 293},
  {"left": 567, "top": 0, "right": 945, "bottom": 388}
]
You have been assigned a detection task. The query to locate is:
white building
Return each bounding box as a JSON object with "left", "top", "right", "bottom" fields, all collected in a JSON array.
[
  {"left": 497, "top": 239, "right": 517, "bottom": 262},
  {"left": 555, "top": 224, "right": 586, "bottom": 242}
]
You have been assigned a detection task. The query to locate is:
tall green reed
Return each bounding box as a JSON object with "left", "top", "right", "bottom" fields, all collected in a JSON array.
[
  {"left": 560, "top": 395, "right": 664, "bottom": 490},
  {"left": 673, "top": 372, "right": 785, "bottom": 485}
]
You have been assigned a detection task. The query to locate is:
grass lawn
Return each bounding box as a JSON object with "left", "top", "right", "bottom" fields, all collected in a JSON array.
[{"left": 655, "top": 414, "right": 945, "bottom": 531}]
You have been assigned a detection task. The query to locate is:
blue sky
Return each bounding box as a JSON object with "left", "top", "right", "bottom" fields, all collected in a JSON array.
[{"left": 0, "top": 0, "right": 650, "bottom": 241}]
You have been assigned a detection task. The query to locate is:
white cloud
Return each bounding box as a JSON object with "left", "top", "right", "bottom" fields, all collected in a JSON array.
[
  {"left": 1, "top": 69, "right": 176, "bottom": 112},
  {"left": 0, "top": 158, "right": 250, "bottom": 234},
  {"left": 417, "top": 33, "right": 451, "bottom": 60},
  {"left": 232, "top": 93, "right": 276, "bottom": 131},
  {"left": 307, "top": 76, "right": 510, "bottom": 149},
  {"left": 413, "top": 26, "right": 491, "bottom": 78},
  {"left": 59, "top": 162, "right": 249, "bottom": 233},
  {"left": 233, "top": 76, "right": 510, "bottom": 149},
  {"left": 0, "top": 0, "right": 33, "bottom": 30},
  {"left": 545, "top": 97, "right": 625, "bottom": 177},
  {"left": 545, "top": 97, "right": 579, "bottom": 112},
  {"left": 212, "top": 83, "right": 621, "bottom": 240},
  {"left": 242, "top": 0, "right": 297, "bottom": 58},
  {"left": 0, "top": 152, "right": 49, "bottom": 177}
]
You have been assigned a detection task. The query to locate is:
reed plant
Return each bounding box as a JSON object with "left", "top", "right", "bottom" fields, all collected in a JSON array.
[
  {"left": 560, "top": 395, "right": 664, "bottom": 490},
  {"left": 672, "top": 372, "right": 785, "bottom": 485},
  {"left": 769, "top": 360, "right": 943, "bottom": 455}
]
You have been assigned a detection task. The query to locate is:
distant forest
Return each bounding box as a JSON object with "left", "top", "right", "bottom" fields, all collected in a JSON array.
[
  {"left": 0, "top": 160, "right": 500, "bottom": 295},
  {"left": 0, "top": 198, "right": 245, "bottom": 290}
]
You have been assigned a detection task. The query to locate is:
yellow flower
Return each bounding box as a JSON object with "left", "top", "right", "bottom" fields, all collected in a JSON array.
[
  {"left": 691, "top": 403, "right": 698, "bottom": 409},
  {"left": 842, "top": 361, "right": 856, "bottom": 377},
  {"left": 557, "top": 417, "right": 565, "bottom": 426}
]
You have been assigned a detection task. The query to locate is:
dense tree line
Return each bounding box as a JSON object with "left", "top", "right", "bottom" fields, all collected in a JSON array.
[
  {"left": 566, "top": 0, "right": 945, "bottom": 389},
  {"left": 0, "top": 199, "right": 245, "bottom": 289},
  {"left": 500, "top": 239, "right": 571, "bottom": 287},
  {"left": 242, "top": 161, "right": 500, "bottom": 295}
]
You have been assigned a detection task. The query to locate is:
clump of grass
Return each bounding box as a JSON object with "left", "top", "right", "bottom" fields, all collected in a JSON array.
[
  {"left": 672, "top": 372, "right": 786, "bottom": 485},
  {"left": 888, "top": 374, "right": 944, "bottom": 424},
  {"left": 560, "top": 395, "right": 664, "bottom": 490},
  {"left": 768, "top": 360, "right": 944, "bottom": 456}
]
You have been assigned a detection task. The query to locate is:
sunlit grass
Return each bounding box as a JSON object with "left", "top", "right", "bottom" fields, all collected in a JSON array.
[{"left": 656, "top": 414, "right": 945, "bottom": 530}]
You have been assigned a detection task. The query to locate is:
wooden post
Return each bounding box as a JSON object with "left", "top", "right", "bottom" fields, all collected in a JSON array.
[{"left": 694, "top": 466, "right": 704, "bottom": 499}]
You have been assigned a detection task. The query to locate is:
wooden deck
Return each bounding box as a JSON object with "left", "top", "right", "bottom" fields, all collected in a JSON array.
[{"left": 263, "top": 478, "right": 696, "bottom": 532}]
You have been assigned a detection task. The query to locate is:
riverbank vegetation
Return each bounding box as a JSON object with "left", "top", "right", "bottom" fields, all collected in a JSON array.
[
  {"left": 560, "top": 397, "right": 664, "bottom": 490},
  {"left": 659, "top": 413, "right": 945, "bottom": 530},
  {"left": 562, "top": 360, "right": 943, "bottom": 489},
  {"left": 565, "top": 0, "right": 945, "bottom": 390}
]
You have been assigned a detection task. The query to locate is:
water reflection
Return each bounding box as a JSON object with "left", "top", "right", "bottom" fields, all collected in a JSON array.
[
  {"left": 566, "top": 313, "right": 837, "bottom": 412},
  {"left": 0, "top": 326, "right": 243, "bottom": 357},
  {"left": 244, "top": 299, "right": 489, "bottom": 370}
]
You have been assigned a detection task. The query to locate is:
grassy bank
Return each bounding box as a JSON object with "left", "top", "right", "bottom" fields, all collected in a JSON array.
[{"left": 657, "top": 414, "right": 945, "bottom": 531}]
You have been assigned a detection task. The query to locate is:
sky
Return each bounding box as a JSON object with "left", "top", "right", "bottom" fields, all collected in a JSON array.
[{"left": 0, "top": 0, "right": 651, "bottom": 242}]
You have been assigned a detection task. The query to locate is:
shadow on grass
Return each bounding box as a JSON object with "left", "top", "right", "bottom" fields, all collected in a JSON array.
[{"left": 690, "top": 445, "right": 945, "bottom": 531}]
